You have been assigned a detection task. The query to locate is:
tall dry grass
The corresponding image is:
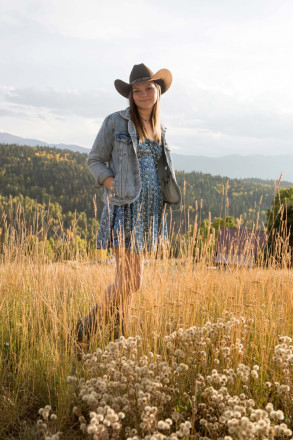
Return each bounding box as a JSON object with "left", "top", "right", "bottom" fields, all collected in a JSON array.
[{"left": 0, "top": 199, "right": 293, "bottom": 439}]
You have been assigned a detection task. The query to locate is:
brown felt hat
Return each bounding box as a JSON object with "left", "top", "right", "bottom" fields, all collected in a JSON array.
[{"left": 114, "top": 63, "right": 172, "bottom": 98}]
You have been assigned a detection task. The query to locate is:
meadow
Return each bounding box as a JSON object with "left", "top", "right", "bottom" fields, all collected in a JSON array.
[{"left": 0, "top": 204, "right": 293, "bottom": 440}]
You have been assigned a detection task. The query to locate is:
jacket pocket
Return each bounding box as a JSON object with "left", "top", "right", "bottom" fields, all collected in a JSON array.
[
  {"left": 116, "top": 133, "right": 131, "bottom": 156},
  {"left": 162, "top": 175, "right": 181, "bottom": 204}
]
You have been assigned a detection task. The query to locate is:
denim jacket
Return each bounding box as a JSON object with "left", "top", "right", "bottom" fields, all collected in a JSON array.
[{"left": 88, "top": 107, "right": 181, "bottom": 209}]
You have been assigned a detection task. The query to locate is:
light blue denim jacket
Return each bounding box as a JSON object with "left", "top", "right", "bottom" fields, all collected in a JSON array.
[{"left": 88, "top": 107, "right": 181, "bottom": 209}]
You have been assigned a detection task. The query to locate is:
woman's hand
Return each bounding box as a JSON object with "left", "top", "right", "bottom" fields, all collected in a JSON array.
[{"left": 102, "top": 176, "right": 115, "bottom": 191}]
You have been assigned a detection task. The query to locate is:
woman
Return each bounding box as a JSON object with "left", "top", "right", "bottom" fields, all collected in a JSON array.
[{"left": 77, "top": 63, "right": 181, "bottom": 346}]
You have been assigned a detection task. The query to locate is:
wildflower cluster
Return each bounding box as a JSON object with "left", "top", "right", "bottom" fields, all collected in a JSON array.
[
  {"left": 274, "top": 336, "right": 293, "bottom": 370},
  {"left": 37, "top": 405, "right": 61, "bottom": 440},
  {"left": 64, "top": 315, "right": 293, "bottom": 439},
  {"left": 270, "top": 336, "right": 293, "bottom": 421},
  {"left": 70, "top": 336, "right": 181, "bottom": 439}
]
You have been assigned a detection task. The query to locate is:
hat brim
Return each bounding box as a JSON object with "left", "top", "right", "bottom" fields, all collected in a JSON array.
[{"left": 114, "top": 68, "right": 172, "bottom": 98}]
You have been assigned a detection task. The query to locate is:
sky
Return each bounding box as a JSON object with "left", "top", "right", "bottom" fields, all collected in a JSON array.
[{"left": 1, "top": 0, "right": 293, "bottom": 156}]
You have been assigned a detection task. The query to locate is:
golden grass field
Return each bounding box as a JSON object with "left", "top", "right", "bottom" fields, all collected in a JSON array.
[{"left": 1, "top": 247, "right": 293, "bottom": 439}]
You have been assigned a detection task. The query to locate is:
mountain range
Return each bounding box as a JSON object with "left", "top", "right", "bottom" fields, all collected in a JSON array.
[
  {"left": 1, "top": 132, "right": 293, "bottom": 183},
  {"left": 0, "top": 132, "right": 89, "bottom": 154},
  {"left": 172, "top": 153, "right": 293, "bottom": 182}
]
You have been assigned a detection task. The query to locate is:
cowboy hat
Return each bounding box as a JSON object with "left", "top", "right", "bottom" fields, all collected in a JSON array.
[{"left": 114, "top": 63, "right": 172, "bottom": 98}]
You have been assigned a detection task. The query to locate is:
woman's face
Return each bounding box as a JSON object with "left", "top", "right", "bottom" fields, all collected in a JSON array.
[{"left": 132, "top": 81, "right": 158, "bottom": 112}]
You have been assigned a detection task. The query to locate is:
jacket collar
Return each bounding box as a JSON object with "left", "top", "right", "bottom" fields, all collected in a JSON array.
[{"left": 120, "top": 107, "right": 131, "bottom": 120}]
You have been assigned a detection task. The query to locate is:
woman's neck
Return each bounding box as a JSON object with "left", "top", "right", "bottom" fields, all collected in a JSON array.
[{"left": 138, "top": 110, "right": 152, "bottom": 123}]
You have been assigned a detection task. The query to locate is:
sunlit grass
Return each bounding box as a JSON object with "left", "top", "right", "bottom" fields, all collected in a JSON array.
[
  {"left": 0, "top": 198, "right": 292, "bottom": 439},
  {"left": 1, "top": 254, "right": 293, "bottom": 438}
]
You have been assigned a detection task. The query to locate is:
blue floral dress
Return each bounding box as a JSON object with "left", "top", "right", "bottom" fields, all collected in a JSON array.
[{"left": 96, "top": 138, "right": 168, "bottom": 254}]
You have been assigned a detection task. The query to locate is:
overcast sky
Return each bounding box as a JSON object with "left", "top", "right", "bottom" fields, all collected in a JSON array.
[{"left": 1, "top": 0, "right": 293, "bottom": 156}]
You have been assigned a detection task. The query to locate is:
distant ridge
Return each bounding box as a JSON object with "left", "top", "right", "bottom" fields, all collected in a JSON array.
[
  {"left": 0, "top": 132, "right": 89, "bottom": 154},
  {"left": 172, "top": 153, "right": 293, "bottom": 183},
  {"left": 1, "top": 132, "right": 293, "bottom": 183}
]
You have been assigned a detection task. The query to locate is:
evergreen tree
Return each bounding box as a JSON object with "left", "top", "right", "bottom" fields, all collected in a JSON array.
[{"left": 266, "top": 187, "right": 293, "bottom": 262}]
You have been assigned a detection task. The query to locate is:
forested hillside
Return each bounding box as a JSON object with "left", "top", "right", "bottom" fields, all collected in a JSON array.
[{"left": 1, "top": 144, "right": 292, "bottom": 241}]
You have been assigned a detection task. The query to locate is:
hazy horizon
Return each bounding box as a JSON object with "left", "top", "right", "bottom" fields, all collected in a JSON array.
[{"left": 2, "top": 130, "right": 293, "bottom": 158}]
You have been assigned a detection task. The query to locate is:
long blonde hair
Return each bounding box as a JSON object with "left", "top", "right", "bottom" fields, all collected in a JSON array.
[{"left": 129, "top": 82, "right": 162, "bottom": 144}]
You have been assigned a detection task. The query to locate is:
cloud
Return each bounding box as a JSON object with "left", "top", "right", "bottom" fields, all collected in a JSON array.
[
  {"left": 168, "top": 129, "right": 293, "bottom": 156},
  {"left": 0, "top": 85, "right": 120, "bottom": 118},
  {"left": 6, "top": 82, "right": 292, "bottom": 145},
  {"left": 0, "top": 105, "right": 101, "bottom": 148},
  {"left": 0, "top": 108, "right": 26, "bottom": 117},
  {"left": 2, "top": 81, "right": 293, "bottom": 155},
  {"left": 1, "top": 0, "right": 187, "bottom": 42},
  {"left": 162, "top": 83, "right": 293, "bottom": 142}
]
